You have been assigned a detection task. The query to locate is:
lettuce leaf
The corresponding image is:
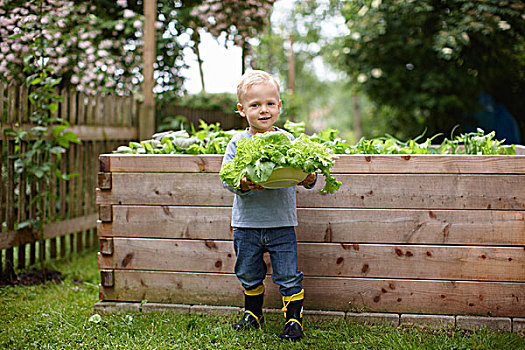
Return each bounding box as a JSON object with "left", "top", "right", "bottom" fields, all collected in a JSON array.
[{"left": 219, "top": 131, "right": 341, "bottom": 194}]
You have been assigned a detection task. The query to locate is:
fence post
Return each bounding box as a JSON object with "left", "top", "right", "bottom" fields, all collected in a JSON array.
[{"left": 140, "top": 0, "right": 156, "bottom": 140}]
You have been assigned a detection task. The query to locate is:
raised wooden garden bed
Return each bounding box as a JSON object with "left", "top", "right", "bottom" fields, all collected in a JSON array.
[{"left": 96, "top": 150, "right": 525, "bottom": 318}]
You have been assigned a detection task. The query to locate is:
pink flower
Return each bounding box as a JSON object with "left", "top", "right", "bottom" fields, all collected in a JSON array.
[
  {"left": 58, "top": 57, "right": 68, "bottom": 66},
  {"left": 123, "top": 9, "right": 134, "bottom": 18}
]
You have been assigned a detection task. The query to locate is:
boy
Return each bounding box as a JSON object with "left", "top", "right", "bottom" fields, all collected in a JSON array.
[{"left": 220, "top": 70, "right": 317, "bottom": 341}]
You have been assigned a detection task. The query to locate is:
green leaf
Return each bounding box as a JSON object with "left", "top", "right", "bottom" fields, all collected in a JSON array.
[
  {"left": 8, "top": 33, "right": 24, "bottom": 40},
  {"left": 49, "top": 146, "right": 66, "bottom": 154},
  {"left": 49, "top": 103, "right": 58, "bottom": 114},
  {"left": 30, "top": 77, "right": 42, "bottom": 85},
  {"left": 62, "top": 131, "right": 81, "bottom": 144}
]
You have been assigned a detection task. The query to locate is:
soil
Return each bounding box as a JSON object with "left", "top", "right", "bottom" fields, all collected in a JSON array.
[{"left": 0, "top": 268, "right": 63, "bottom": 286}]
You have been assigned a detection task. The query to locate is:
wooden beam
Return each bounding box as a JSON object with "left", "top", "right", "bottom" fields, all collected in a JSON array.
[
  {"left": 0, "top": 213, "right": 98, "bottom": 250},
  {"left": 140, "top": 0, "right": 156, "bottom": 140},
  {"left": 98, "top": 271, "right": 525, "bottom": 317},
  {"left": 91, "top": 154, "right": 525, "bottom": 174},
  {"left": 0, "top": 124, "right": 138, "bottom": 141},
  {"left": 96, "top": 205, "right": 525, "bottom": 246},
  {"left": 95, "top": 172, "right": 525, "bottom": 210},
  {"left": 97, "top": 238, "right": 524, "bottom": 282}
]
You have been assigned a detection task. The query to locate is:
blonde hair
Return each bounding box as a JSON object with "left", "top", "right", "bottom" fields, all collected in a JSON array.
[{"left": 237, "top": 70, "right": 280, "bottom": 103}]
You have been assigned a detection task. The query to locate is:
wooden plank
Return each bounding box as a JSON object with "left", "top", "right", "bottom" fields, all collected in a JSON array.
[
  {"left": 6, "top": 81, "right": 17, "bottom": 123},
  {"left": 297, "top": 174, "right": 525, "bottom": 210},
  {"left": 60, "top": 89, "right": 68, "bottom": 124},
  {"left": 297, "top": 208, "right": 525, "bottom": 245},
  {"left": 99, "top": 205, "right": 112, "bottom": 222},
  {"left": 98, "top": 271, "right": 525, "bottom": 317},
  {"left": 16, "top": 142, "right": 27, "bottom": 268},
  {"left": 68, "top": 145, "right": 76, "bottom": 253},
  {"left": 96, "top": 173, "right": 234, "bottom": 206},
  {"left": 98, "top": 238, "right": 523, "bottom": 282},
  {"left": 49, "top": 153, "right": 58, "bottom": 258},
  {"left": 94, "top": 154, "right": 525, "bottom": 174},
  {"left": 85, "top": 95, "right": 94, "bottom": 125},
  {"left": 43, "top": 214, "right": 98, "bottom": 240},
  {"left": 106, "top": 154, "right": 223, "bottom": 173},
  {"left": 95, "top": 173, "right": 525, "bottom": 210},
  {"left": 116, "top": 95, "right": 123, "bottom": 126},
  {"left": 85, "top": 142, "right": 94, "bottom": 247},
  {"left": 104, "top": 95, "right": 111, "bottom": 126},
  {"left": 0, "top": 214, "right": 99, "bottom": 250},
  {"left": 5, "top": 140, "right": 15, "bottom": 277},
  {"left": 59, "top": 150, "right": 67, "bottom": 257},
  {"left": 0, "top": 83, "right": 5, "bottom": 122},
  {"left": 0, "top": 137, "right": 3, "bottom": 272},
  {"left": 68, "top": 88, "right": 77, "bottom": 124},
  {"left": 76, "top": 142, "right": 84, "bottom": 252},
  {"left": 19, "top": 83, "right": 28, "bottom": 122},
  {"left": 98, "top": 173, "right": 112, "bottom": 189},
  {"left": 0, "top": 124, "right": 138, "bottom": 142},
  {"left": 98, "top": 206, "right": 233, "bottom": 240},
  {"left": 98, "top": 238, "right": 236, "bottom": 273},
  {"left": 77, "top": 92, "right": 85, "bottom": 125},
  {"left": 332, "top": 154, "right": 525, "bottom": 174},
  {"left": 29, "top": 181, "right": 36, "bottom": 265},
  {"left": 98, "top": 206, "right": 525, "bottom": 246}
]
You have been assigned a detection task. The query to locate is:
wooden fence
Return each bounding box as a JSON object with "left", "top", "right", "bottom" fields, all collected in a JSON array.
[
  {"left": 0, "top": 82, "right": 138, "bottom": 280},
  {"left": 1, "top": 82, "right": 253, "bottom": 281},
  {"left": 157, "top": 104, "right": 247, "bottom": 131}
]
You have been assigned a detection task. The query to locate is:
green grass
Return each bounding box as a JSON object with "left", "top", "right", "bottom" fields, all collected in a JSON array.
[{"left": 1, "top": 249, "right": 523, "bottom": 350}]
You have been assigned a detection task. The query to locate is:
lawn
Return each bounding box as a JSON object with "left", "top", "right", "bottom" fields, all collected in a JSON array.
[{"left": 1, "top": 248, "right": 523, "bottom": 350}]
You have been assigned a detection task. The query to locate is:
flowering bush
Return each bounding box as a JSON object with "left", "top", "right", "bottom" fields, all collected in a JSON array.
[
  {"left": 190, "top": 0, "right": 275, "bottom": 47},
  {"left": 0, "top": 0, "right": 189, "bottom": 95}
]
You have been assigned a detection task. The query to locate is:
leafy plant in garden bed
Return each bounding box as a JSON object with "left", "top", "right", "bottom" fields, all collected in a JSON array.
[
  {"left": 111, "top": 121, "right": 516, "bottom": 196},
  {"left": 114, "top": 121, "right": 516, "bottom": 156}
]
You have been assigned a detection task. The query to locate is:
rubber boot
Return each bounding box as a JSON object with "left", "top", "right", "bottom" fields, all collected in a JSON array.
[
  {"left": 280, "top": 299, "right": 304, "bottom": 341},
  {"left": 232, "top": 287, "right": 264, "bottom": 330}
]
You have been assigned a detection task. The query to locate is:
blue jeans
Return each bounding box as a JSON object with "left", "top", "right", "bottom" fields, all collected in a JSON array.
[{"left": 233, "top": 227, "right": 303, "bottom": 297}]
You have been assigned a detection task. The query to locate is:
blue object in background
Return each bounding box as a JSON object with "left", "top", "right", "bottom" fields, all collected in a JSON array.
[{"left": 468, "top": 93, "right": 521, "bottom": 144}]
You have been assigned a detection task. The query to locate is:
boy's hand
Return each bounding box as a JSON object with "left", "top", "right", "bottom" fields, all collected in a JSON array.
[
  {"left": 240, "top": 176, "right": 265, "bottom": 191},
  {"left": 298, "top": 173, "right": 316, "bottom": 187}
]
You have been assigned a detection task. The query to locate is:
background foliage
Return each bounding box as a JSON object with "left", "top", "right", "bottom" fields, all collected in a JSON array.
[
  {"left": 327, "top": 0, "right": 525, "bottom": 141},
  {"left": 1, "top": 0, "right": 523, "bottom": 143}
]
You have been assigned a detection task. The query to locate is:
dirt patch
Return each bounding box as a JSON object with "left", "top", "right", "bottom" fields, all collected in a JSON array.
[{"left": 0, "top": 268, "right": 63, "bottom": 286}]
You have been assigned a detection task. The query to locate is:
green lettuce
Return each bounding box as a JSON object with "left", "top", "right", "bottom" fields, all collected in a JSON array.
[{"left": 219, "top": 132, "right": 341, "bottom": 194}]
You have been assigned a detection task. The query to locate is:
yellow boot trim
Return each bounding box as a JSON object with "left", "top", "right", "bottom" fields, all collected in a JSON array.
[
  {"left": 285, "top": 318, "right": 303, "bottom": 330},
  {"left": 244, "top": 284, "right": 265, "bottom": 296},
  {"left": 281, "top": 289, "right": 304, "bottom": 317},
  {"left": 244, "top": 310, "right": 262, "bottom": 323}
]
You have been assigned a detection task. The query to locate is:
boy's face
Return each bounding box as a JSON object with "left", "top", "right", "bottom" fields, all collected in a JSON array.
[{"left": 238, "top": 83, "right": 281, "bottom": 134}]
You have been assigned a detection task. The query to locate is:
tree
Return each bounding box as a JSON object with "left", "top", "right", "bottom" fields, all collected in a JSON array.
[
  {"left": 329, "top": 0, "right": 525, "bottom": 140},
  {"left": 251, "top": 0, "right": 366, "bottom": 140},
  {"left": 190, "top": 0, "right": 276, "bottom": 75}
]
